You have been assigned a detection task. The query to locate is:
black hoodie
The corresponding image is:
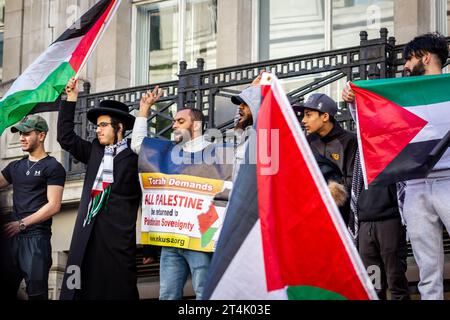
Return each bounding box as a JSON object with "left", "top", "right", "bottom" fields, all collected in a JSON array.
[{"left": 357, "top": 184, "right": 400, "bottom": 222}]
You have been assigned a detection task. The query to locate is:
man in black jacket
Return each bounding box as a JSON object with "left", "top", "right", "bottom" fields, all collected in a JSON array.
[
  {"left": 300, "top": 93, "right": 357, "bottom": 223},
  {"left": 57, "top": 77, "right": 141, "bottom": 300}
]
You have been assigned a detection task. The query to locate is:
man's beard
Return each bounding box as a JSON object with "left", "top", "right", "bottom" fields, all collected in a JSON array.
[
  {"left": 407, "top": 59, "right": 426, "bottom": 76},
  {"left": 173, "top": 129, "right": 193, "bottom": 143},
  {"left": 22, "top": 140, "right": 38, "bottom": 153},
  {"left": 22, "top": 145, "right": 36, "bottom": 153},
  {"left": 235, "top": 116, "right": 253, "bottom": 130}
]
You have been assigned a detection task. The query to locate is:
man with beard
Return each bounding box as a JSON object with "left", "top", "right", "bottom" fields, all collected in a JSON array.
[
  {"left": 230, "top": 75, "right": 263, "bottom": 181},
  {"left": 342, "top": 33, "right": 449, "bottom": 299},
  {"left": 58, "top": 78, "right": 141, "bottom": 300},
  {"left": 0, "top": 115, "right": 65, "bottom": 299},
  {"left": 131, "top": 88, "right": 214, "bottom": 300}
]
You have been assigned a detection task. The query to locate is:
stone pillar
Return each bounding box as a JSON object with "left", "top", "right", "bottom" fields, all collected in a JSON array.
[
  {"left": 216, "top": 0, "right": 253, "bottom": 67},
  {"left": 394, "top": 0, "right": 433, "bottom": 44},
  {"left": 91, "top": 1, "right": 132, "bottom": 92},
  {"left": 3, "top": 0, "right": 25, "bottom": 82},
  {"left": 447, "top": 0, "right": 450, "bottom": 35}
]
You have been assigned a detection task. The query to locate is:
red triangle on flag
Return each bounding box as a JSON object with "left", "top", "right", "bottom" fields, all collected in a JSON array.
[{"left": 350, "top": 84, "right": 428, "bottom": 185}]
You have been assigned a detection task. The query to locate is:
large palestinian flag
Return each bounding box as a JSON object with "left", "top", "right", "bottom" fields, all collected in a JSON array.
[
  {"left": 203, "top": 73, "right": 377, "bottom": 300},
  {"left": 350, "top": 74, "right": 450, "bottom": 187},
  {"left": 0, "top": 0, "right": 121, "bottom": 135}
]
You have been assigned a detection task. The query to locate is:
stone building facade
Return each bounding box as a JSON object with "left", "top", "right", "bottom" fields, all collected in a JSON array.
[{"left": 0, "top": 0, "right": 449, "bottom": 299}]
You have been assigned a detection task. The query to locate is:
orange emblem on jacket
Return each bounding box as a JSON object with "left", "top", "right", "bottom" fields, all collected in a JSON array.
[{"left": 331, "top": 153, "right": 340, "bottom": 161}]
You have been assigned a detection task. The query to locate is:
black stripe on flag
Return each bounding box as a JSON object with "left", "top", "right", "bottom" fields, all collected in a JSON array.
[
  {"left": 54, "top": 0, "right": 113, "bottom": 43},
  {"left": 203, "top": 163, "right": 259, "bottom": 299},
  {"left": 370, "top": 137, "right": 450, "bottom": 186},
  {"left": 28, "top": 97, "right": 62, "bottom": 114}
]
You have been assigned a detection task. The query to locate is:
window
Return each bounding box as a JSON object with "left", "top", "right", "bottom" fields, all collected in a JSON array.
[
  {"left": 134, "top": 0, "right": 217, "bottom": 85},
  {"left": 332, "top": 0, "right": 394, "bottom": 49},
  {"left": 259, "top": 0, "right": 326, "bottom": 60},
  {"left": 259, "top": 0, "right": 394, "bottom": 59},
  {"left": 135, "top": 1, "right": 179, "bottom": 85},
  {"left": 184, "top": 0, "right": 217, "bottom": 71}
]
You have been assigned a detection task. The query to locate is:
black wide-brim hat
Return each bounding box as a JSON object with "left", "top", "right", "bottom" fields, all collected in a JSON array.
[{"left": 87, "top": 100, "right": 135, "bottom": 130}]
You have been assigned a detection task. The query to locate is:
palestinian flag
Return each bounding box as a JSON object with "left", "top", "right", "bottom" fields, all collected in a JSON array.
[
  {"left": 350, "top": 74, "right": 450, "bottom": 187},
  {"left": 203, "top": 73, "right": 377, "bottom": 300},
  {"left": 0, "top": 0, "right": 121, "bottom": 135}
]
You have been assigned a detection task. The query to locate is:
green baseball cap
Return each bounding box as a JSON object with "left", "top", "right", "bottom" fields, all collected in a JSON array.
[{"left": 11, "top": 115, "right": 49, "bottom": 133}]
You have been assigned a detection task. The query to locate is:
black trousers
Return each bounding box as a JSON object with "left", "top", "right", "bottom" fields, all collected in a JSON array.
[
  {"left": 0, "top": 234, "right": 52, "bottom": 300},
  {"left": 358, "top": 217, "right": 410, "bottom": 300}
]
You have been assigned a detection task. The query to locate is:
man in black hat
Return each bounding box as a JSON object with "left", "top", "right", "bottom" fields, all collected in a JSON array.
[
  {"left": 57, "top": 77, "right": 141, "bottom": 300},
  {"left": 300, "top": 93, "right": 358, "bottom": 223},
  {"left": 0, "top": 115, "right": 66, "bottom": 299}
]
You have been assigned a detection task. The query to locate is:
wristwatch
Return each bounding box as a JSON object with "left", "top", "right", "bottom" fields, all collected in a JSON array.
[{"left": 18, "top": 220, "right": 27, "bottom": 231}]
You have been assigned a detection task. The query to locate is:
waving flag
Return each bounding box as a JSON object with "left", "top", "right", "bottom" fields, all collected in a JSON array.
[
  {"left": 350, "top": 74, "right": 450, "bottom": 187},
  {"left": 0, "top": 0, "right": 121, "bottom": 135},
  {"left": 204, "top": 73, "right": 377, "bottom": 300}
]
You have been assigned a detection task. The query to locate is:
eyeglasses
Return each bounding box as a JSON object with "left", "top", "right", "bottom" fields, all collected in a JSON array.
[{"left": 94, "top": 122, "right": 112, "bottom": 129}]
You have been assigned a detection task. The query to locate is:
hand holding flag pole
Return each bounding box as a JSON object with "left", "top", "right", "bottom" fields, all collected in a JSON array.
[{"left": 65, "top": 77, "right": 79, "bottom": 102}]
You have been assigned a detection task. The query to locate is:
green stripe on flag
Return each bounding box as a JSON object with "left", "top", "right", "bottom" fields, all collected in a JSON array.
[
  {"left": 353, "top": 73, "right": 450, "bottom": 107},
  {"left": 201, "top": 227, "right": 218, "bottom": 247},
  {"left": 287, "top": 286, "right": 348, "bottom": 300},
  {"left": 0, "top": 62, "right": 75, "bottom": 135}
]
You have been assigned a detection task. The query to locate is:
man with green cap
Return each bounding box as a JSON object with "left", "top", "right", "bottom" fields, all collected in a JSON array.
[{"left": 0, "top": 115, "right": 66, "bottom": 299}]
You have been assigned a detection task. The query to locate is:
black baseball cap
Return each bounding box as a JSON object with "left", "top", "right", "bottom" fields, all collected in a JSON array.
[
  {"left": 299, "top": 93, "right": 338, "bottom": 117},
  {"left": 231, "top": 95, "right": 245, "bottom": 105}
]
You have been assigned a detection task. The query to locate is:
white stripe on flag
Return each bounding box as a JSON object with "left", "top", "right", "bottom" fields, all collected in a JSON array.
[
  {"left": 210, "top": 220, "right": 287, "bottom": 300},
  {"left": 1, "top": 36, "right": 82, "bottom": 101},
  {"left": 405, "top": 102, "right": 450, "bottom": 143}
]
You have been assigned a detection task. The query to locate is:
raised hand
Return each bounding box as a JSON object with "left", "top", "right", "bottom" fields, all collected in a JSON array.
[
  {"left": 138, "top": 85, "right": 164, "bottom": 118},
  {"left": 251, "top": 71, "right": 265, "bottom": 86},
  {"left": 342, "top": 83, "right": 355, "bottom": 103},
  {"left": 65, "top": 77, "right": 79, "bottom": 102}
]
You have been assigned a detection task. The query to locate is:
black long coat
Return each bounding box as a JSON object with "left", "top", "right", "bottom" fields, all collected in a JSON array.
[{"left": 57, "top": 101, "right": 141, "bottom": 300}]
